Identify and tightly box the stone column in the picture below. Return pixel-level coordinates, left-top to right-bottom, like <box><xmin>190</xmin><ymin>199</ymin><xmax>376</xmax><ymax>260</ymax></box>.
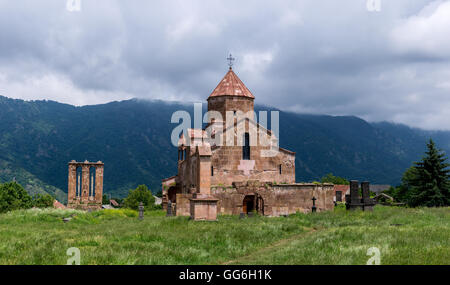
<box><xmin>361</xmin><ymin>181</ymin><xmax>370</xmax><ymax>203</ymax></box>
<box><xmin>350</xmin><ymin>180</ymin><xmax>360</xmax><ymax>204</ymax></box>
<box><xmin>81</xmin><ymin>164</ymin><xmax>90</xmax><ymax>203</ymax></box>
<box><xmin>190</xmin><ymin>145</ymin><xmax>218</xmax><ymax>221</ymax></box>
<box><xmin>68</xmin><ymin>162</ymin><xmax>77</xmax><ymax>201</ymax></box>
<box><xmin>95</xmin><ymin>163</ymin><xmax>104</xmax><ymax>204</ymax></box>
<box><xmin>347</xmin><ymin>180</ymin><xmax>363</xmax><ymax>210</ymax></box>
<box><xmin>361</xmin><ymin>181</ymin><xmax>375</xmax><ymax>211</ymax></box>
<box><xmin>196</xmin><ymin>149</ymin><xmax>211</xmax><ymax>196</ymax></box>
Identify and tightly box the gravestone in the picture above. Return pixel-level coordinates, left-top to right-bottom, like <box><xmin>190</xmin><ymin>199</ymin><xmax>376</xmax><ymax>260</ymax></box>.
<box><xmin>361</xmin><ymin>181</ymin><xmax>375</xmax><ymax>211</ymax></box>
<box><xmin>312</xmin><ymin>196</ymin><xmax>317</xmax><ymax>213</ymax></box>
<box><xmin>166</xmin><ymin>200</ymin><xmax>173</xmax><ymax>217</ymax></box>
<box><xmin>138</xmin><ymin>202</ymin><xmax>144</xmax><ymax>220</ymax></box>
<box><xmin>239</xmin><ymin>212</ymin><xmax>246</xmax><ymax>219</ymax></box>
<box><xmin>346</xmin><ymin>180</ymin><xmax>363</xmax><ymax>210</ymax></box>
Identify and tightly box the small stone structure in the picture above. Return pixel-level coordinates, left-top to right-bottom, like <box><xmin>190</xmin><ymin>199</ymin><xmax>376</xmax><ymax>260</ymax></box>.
<box><xmin>374</xmin><ymin>193</ymin><xmax>394</xmax><ymax>205</ymax></box>
<box><xmin>188</xmin><ymin>145</ymin><xmax>218</xmax><ymax>221</ymax></box>
<box><xmin>334</xmin><ymin>184</ymin><xmax>350</xmax><ymax>202</ymax></box>
<box><xmin>345</xmin><ymin>180</ymin><xmax>375</xmax><ymax>211</ymax></box>
<box><xmin>67</xmin><ymin>160</ymin><xmax>104</xmax><ymax>210</ymax></box>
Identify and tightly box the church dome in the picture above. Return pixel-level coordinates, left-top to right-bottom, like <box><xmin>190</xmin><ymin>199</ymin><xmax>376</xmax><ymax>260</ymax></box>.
<box><xmin>208</xmin><ymin>68</ymin><xmax>255</xmax><ymax>99</ymax></box>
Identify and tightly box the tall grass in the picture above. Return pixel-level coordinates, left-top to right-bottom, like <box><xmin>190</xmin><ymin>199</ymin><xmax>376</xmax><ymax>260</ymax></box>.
<box><xmin>0</xmin><ymin>206</ymin><xmax>448</xmax><ymax>265</ymax></box>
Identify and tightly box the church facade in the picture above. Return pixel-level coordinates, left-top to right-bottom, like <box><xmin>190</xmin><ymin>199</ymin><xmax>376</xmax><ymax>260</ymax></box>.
<box><xmin>162</xmin><ymin>66</ymin><xmax>334</xmax><ymax>218</ymax></box>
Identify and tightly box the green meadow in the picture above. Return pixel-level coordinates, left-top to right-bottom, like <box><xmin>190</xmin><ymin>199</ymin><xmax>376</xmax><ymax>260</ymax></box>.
<box><xmin>0</xmin><ymin>206</ymin><xmax>448</xmax><ymax>265</ymax></box>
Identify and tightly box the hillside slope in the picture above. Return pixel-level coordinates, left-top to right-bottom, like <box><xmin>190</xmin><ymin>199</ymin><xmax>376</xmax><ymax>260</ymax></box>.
<box><xmin>0</xmin><ymin>95</ymin><xmax>449</xmax><ymax>197</ymax></box>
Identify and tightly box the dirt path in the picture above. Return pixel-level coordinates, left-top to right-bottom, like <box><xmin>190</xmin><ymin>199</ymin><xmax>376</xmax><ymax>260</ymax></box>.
<box><xmin>221</xmin><ymin>227</ymin><xmax>318</xmax><ymax>265</ymax></box>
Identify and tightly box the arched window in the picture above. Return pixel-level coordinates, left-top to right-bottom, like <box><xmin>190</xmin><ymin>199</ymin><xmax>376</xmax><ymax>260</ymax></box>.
<box><xmin>243</xmin><ymin>132</ymin><xmax>250</xmax><ymax>160</ymax></box>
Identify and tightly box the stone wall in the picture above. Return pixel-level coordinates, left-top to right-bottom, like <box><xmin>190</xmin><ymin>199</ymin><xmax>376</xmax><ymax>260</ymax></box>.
<box><xmin>207</xmin><ymin>96</ymin><xmax>254</xmax><ymax>124</ymax></box>
<box><xmin>176</xmin><ymin>193</ymin><xmax>193</xmax><ymax>216</ymax></box>
<box><xmin>161</xmin><ymin>176</ymin><xmax>177</xmax><ymax>210</ymax></box>
<box><xmin>177</xmin><ymin>149</ymin><xmax>198</xmax><ymax>193</ymax></box>
<box><xmin>210</xmin><ymin>145</ymin><xmax>295</xmax><ymax>186</ymax></box>
<box><xmin>175</xmin><ymin>181</ymin><xmax>334</xmax><ymax>217</ymax></box>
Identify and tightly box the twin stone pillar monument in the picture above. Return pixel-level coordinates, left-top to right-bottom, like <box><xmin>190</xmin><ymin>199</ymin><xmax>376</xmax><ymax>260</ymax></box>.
<box><xmin>346</xmin><ymin>180</ymin><xmax>375</xmax><ymax>211</ymax></box>
<box><xmin>67</xmin><ymin>160</ymin><xmax>104</xmax><ymax>210</ymax></box>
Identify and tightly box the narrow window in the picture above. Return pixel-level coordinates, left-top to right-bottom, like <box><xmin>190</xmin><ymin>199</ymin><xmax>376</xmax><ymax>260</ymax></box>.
<box><xmin>243</xmin><ymin>132</ymin><xmax>250</xmax><ymax>160</ymax></box>
<box><xmin>211</xmin><ymin>166</ymin><xmax>214</xmax><ymax>176</ymax></box>
<box><xmin>279</xmin><ymin>164</ymin><xmax>282</xmax><ymax>174</ymax></box>
<box><xmin>336</xmin><ymin>191</ymin><xmax>342</xmax><ymax>202</ymax></box>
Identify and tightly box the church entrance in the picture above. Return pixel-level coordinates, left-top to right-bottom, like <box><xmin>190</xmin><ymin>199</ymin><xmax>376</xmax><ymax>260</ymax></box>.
<box><xmin>242</xmin><ymin>194</ymin><xmax>264</xmax><ymax>215</ymax></box>
<box><xmin>243</xmin><ymin>195</ymin><xmax>254</xmax><ymax>214</ymax></box>
<box><xmin>168</xmin><ymin>187</ymin><xmax>177</xmax><ymax>203</ymax></box>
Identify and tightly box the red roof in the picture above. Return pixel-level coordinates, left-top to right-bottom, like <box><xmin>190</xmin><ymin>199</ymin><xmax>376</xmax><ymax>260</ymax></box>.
<box><xmin>208</xmin><ymin>68</ymin><xmax>255</xmax><ymax>99</ymax></box>
<box><xmin>53</xmin><ymin>200</ymin><xmax>66</xmax><ymax>209</ymax></box>
<box><xmin>333</xmin><ymin>185</ymin><xmax>350</xmax><ymax>193</ymax></box>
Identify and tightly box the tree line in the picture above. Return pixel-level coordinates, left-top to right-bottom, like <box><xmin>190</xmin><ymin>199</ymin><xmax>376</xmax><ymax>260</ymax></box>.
<box><xmin>0</xmin><ymin>182</ymin><xmax>54</xmax><ymax>213</ymax></box>
<box><xmin>1</xmin><ymin>139</ymin><xmax>448</xmax><ymax>213</ymax></box>
<box><xmin>0</xmin><ymin>181</ymin><xmax>161</xmax><ymax>213</ymax></box>
<box><xmin>321</xmin><ymin>139</ymin><xmax>450</xmax><ymax>207</ymax></box>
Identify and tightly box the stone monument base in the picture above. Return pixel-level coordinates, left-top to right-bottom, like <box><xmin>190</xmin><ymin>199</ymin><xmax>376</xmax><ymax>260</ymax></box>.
<box><xmin>363</xmin><ymin>202</ymin><xmax>376</xmax><ymax>211</ymax></box>
<box><xmin>189</xmin><ymin>194</ymin><xmax>218</xmax><ymax>221</ymax></box>
<box><xmin>67</xmin><ymin>199</ymin><xmax>102</xmax><ymax>211</ymax></box>
<box><xmin>346</xmin><ymin>203</ymin><xmax>364</xmax><ymax>211</ymax></box>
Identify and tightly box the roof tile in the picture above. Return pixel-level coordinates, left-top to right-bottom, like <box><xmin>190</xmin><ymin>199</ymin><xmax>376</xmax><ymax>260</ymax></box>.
<box><xmin>209</xmin><ymin>68</ymin><xmax>255</xmax><ymax>99</ymax></box>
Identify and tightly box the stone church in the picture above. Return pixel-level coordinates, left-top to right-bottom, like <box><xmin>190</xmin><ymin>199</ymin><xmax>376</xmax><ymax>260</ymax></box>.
<box><xmin>162</xmin><ymin>65</ymin><xmax>334</xmax><ymax>220</ymax></box>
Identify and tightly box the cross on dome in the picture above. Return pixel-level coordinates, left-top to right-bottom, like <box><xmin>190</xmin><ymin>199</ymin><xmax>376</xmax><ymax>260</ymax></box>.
<box><xmin>227</xmin><ymin>54</ymin><xmax>235</xmax><ymax>69</ymax></box>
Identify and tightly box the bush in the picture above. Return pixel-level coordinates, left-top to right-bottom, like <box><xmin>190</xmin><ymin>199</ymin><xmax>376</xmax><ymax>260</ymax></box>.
<box><xmin>123</xmin><ymin>184</ymin><xmax>155</xmax><ymax>210</ymax></box>
<box><xmin>0</xmin><ymin>182</ymin><xmax>33</xmax><ymax>213</ymax></box>
<box><xmin>102</xmin><ymin>194</ymin><xmax>109</xmax><ymax>205</ymax></box>
<box><xmin>32</xmin><ymin>193</ymin><xmax>55</xmax><ymax>208</ymax></box>
<box><xmin>152</xmin><ymin>204</ymin><xmax>163</xmax><ymax>210</ymax></box>
<box><xmin>320</xmin><ymin>173</ymin><xmax>349</xmax><ymax>185</ymax></box>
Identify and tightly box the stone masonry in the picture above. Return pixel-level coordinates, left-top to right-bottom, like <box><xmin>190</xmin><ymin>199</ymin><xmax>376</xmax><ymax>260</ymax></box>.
<box><xmin>67</xmin><ymin>160</ymin><xmax>104</xmax><ymax>210</ymax></box>
<box><xmin>162</xmin><ymin>66</ymin><xmax>335</xmax><ymax>218</ymax></box>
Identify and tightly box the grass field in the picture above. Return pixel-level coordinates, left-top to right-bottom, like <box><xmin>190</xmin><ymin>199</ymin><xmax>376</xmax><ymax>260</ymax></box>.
<box><xmin>0</xmin><ymin>206</ymin><xmax>448</xmax><ymax>265</ymax></box>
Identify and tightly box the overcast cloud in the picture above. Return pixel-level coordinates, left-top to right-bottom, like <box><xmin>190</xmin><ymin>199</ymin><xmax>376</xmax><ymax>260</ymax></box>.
<box><xmin>0</xmin><ymin>0</ymin><xmax>449</xmax><ymax>130</ymax></box>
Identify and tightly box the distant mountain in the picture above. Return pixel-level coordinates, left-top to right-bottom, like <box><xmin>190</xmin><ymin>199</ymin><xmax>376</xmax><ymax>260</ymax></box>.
<box><xmin>0</xmin><ymin>95</ymin><xmax>449</xmax><ymax>199</ymax></box>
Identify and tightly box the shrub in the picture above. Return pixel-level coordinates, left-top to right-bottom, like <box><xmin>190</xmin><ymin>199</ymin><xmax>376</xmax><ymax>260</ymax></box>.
<box><xmin>102</xmin><ymin>194</ymin><xmax>109</xmax><ymax>205</ymax></box>
<box><xmin>152</xmin><ymin>204</ymin><xmax>163</xmax><ymax>210</ymax></box>
<box><xmin>32</xmin><ymin>193</ymin><xmax>54</xmax><ymax>208</ymax></box>
<box><xmin>0</xmin><ymin>182</ymin><xmax>33</xmax><ymax>213</ymax></box>
<box><xmin>320</xmin><ymin>173</ymin><xmax>349</xmax><ymax>185</ymax></box>
<box><xmin>123</xmin><ymin>184</ymin><xmax>155</xmax><ymax>210</ymax></box>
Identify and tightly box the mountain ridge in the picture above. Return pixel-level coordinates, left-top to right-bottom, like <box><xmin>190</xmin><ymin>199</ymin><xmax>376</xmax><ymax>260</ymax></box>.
<box><xmin>0</xmin><ymin>95</ymin><xmax>449</xmax><ymax>198</ymax></box>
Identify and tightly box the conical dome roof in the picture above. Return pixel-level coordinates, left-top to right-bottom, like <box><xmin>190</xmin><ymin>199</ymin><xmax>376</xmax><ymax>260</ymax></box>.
<box><xmin>208</xmin><ymin>68</ymin><xmax>255</xmax><ymax>99</ymax></box>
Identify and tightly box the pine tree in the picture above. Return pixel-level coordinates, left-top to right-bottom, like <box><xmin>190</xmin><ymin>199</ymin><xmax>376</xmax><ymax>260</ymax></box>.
<box><xmin>408</xmin><ymin>139</ymin><xmax>450</xmax><ymax>207</ymax></box>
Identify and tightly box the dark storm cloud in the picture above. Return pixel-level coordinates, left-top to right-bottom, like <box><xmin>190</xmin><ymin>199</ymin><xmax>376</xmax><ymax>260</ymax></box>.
<box><xmin>0</xmin><ymin>0</ymin><xmax>449</xmax><ymax>129</ymax></box>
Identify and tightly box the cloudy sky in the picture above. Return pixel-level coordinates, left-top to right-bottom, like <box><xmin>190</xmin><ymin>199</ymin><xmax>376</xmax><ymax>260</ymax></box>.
<box><xmin>0</xmin><ymin>0</ymin><xmax>449</xmax><ymax>130</ymax></box>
